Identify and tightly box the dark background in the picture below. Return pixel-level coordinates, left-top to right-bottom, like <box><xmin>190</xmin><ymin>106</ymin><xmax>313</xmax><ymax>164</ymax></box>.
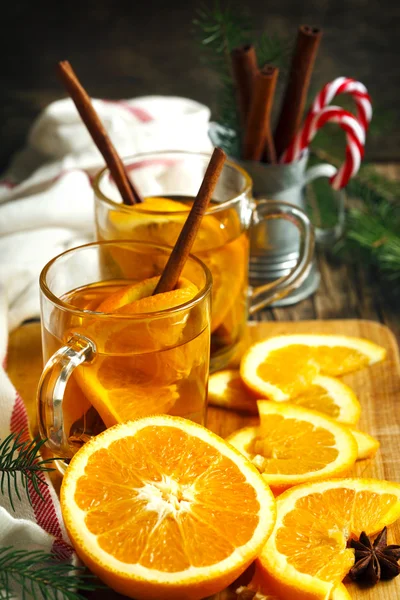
<box><xmin>1</xmin><ymin>0</ymin><xmax>399</xmax><ymax>171</ymax></box>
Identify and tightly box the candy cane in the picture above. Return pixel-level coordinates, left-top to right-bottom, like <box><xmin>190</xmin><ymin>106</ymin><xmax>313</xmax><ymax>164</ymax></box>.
<box><xmin>281</xmin><ymin>106</ymin><xmax>365</xmax><ymax>189</ymax></box>
<box><xmin>309</xmin><ymin>76</ymin><xmax>372</xmax><ymax>133</ymax></box>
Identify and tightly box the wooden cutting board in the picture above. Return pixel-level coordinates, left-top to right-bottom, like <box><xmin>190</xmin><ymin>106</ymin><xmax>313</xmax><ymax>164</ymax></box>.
<box><xmin>6</xmin><ymin>319</ymin><xmax>400</xmax><ymax>600</ymax></box>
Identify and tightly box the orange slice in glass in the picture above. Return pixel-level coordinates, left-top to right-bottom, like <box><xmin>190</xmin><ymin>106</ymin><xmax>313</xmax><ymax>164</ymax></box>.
<box><xmin>70</xmin><ymin>277</ymin><xmax>203</xmax><ymax>428</ymax></box>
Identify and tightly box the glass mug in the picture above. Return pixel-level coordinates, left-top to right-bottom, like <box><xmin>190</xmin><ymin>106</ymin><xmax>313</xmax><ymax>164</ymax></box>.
<box><xmin>37</xmin><ymin>240</ymin><xmax>211</xmax><ymax>468</ymax></box>
<box><xmin>93</xmin><ymin>151</ymin><xmax>315</xmax><ymax>372</ymax></box>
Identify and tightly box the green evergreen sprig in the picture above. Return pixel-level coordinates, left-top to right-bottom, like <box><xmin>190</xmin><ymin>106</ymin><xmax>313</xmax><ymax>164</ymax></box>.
<box><xmin>335</xmin><ymin>189</ymin><xmax>400</xmax><ymax>295</ymax></box>
<box><xmin>0</xmin><ymin>547</ymin><xmax>101</xmax><ymax>600</ymax></box>
<box><xmin>0</xmin><ymin>432</ymin><xmax>58</xmax><ymax>511</ymax></box>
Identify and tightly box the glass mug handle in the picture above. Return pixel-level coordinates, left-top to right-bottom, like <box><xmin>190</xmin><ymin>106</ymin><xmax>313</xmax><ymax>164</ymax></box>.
<box><xmin>249</xmin><ymin>200</ymin><xmax>315</xmax><ymax>314</ymax></box>
<box><xmin>37</xmin><ymin>334</ymin><xmax>96</xmax><ymax>456</ymax></box>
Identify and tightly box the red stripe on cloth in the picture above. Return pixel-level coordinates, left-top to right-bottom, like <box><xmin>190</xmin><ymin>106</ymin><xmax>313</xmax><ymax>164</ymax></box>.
<box><xmin>9</xmin><ymin>392</ymin><xmax>74</xmax><ymax>558</ymax></box>
<box><xmin>0</xmin><ymin>178</ymin><xmax>17</xmax><ymax>189</ymax></box>
<box><xmin>101</xmin><ymin>99</ymin><xmax>153</xmax><ymax>122</ymax></box>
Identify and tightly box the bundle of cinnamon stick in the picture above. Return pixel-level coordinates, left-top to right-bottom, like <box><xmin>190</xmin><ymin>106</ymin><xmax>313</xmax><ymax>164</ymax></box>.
<box><xmin>231</xmin><ymin>25</ymin><xmax>322</xmax><ymax>164</ymax></box>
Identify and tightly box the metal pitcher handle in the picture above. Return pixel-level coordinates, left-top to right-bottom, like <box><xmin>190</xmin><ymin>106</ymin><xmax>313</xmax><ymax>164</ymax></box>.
<box><xmin>249</xmin><ymin>200</ymin><xmax>315</xmax><ymax>314</ymax></box>
<box><xmin>304</xmin><ymin>162</ymin><xmax>346</xmax><ymax>245</ymax></box>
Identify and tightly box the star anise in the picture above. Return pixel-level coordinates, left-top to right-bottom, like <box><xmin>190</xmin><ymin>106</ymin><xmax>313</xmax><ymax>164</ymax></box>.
<box><xmin>348</xmin><ymin>527</ymin><xmax>400</xmax><ymax>586</ymax></box>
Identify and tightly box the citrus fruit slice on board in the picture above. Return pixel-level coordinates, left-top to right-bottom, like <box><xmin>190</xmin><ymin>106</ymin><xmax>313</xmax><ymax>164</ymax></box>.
<box><xmin>240</xmin><ymin>334</ymin><xmax>386</xmax><ymax>401</ymax></box>
<box><xmin>290</xmin><ymin>375</ymin><xmax>361</xmax><ymax>425</ymax></box>
<box><xmin>227</xmin><ymin>422</ymin><xmax>377</xmax><ymax>469</ymax></box>
<box><xmin>238</xmin><ymin>573</ymin><xmax>351</xmax><ymax>600</ymax></box>
<box><xmin>208</xmin><ymin>369</ymin><xmax>259</xmax><ymax>414</ymax></box>
<box><xmin>256</xmin><ymin>478</ymin><xmax>400</xmax><ymax>600</ymax></box>
<box><xmin>208</xmin><ymin>370</ymin><xmax>361</xmax><ymax>425</ymax></box>
<box><xmin>349</xmin><ymin>427</ymin><xmax>380</xmax><ymax>460</ymax></box>
<box><xmin>226</xmin><ymin>402</ymin><xmax>358</xmax><ymax>494</ymax></box>
<box><xmin>61</xmin><ymin>415</ymin><xmax>276</xmax><ymax>600</ymax></box>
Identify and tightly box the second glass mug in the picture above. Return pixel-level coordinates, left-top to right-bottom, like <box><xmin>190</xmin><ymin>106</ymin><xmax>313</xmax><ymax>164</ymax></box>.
<box><xmin>36</xmin><ymin>240</ymin><xmax>211</xmax><ymax>467</ymax></box>
<box><xmin>93</xmin><ymin>151</ymin><xmax>315</xmax><ymax>372</ymax></box>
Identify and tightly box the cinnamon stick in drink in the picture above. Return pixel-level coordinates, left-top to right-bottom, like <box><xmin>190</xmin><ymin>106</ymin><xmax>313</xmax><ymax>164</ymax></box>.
<box><xmin>57</xmin><ymin>61</ymin><xmax>142</xmax><ymax>205</ymax></box>
<box><xmin>242</xmin><ymin>65</ymin><xmax>279</xmax><ymax>163</ymax></box>
<box><xmin>153</xmin><ymin>147</ymin><xmax>226</xmax><ymax>295</ymax></box>
<box><xmin>274</xmin><ymin>25</ymin><xmax>322</xmax><ymax>159</ymax></box>
<box><xmin>231</xmin><ymin>44</ymin><xmax>258</xmax><ymax>129</ymax></box>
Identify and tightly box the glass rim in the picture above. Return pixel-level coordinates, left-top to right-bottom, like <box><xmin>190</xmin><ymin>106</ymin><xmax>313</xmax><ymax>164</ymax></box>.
<box><xmin>92</xmin><ymin>150</ymin><xmax>253</xmax><ymax>215</ymax></box>
<box><xmin>39</xmin><ymin>240</ymin><xmax>213</xmax><ymax>321</ymax></box>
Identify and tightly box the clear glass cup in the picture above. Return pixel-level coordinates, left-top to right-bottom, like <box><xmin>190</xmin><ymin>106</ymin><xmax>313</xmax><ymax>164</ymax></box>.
<box><xmin>93</xmin><ymin>151</ymin><xmax>314</xmax><ymax>372</ymax></box>
<box><xmin>37</xmin><ymin>240</ymin><xmax>212</xmax><ymax>467</ymax></box>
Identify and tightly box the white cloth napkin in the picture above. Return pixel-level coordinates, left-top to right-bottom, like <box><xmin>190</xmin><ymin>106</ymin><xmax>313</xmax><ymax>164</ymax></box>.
<box><xmin>0</xmin><ymin>94</ymin><xmax>212</xmax><ymax>595</ymax></box>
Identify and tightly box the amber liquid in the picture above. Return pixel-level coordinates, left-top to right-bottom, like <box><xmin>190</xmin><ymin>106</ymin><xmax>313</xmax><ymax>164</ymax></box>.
<box><xmin>96</xmin><ymin>196</ymin><xmax>249</xmax><ymax>370</ymax></box>
<box><xmin>42</xmin><ymin>281</ymin><xmax>210</xmax><ymax>458</ymax></box>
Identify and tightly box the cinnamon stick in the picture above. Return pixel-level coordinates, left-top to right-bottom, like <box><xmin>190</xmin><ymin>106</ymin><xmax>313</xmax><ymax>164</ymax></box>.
<box><xmin>56</xmin><ymin>61</ymin><xmax>142</xmax><ymax>205</ymax></box>
<box><xmin>231</xmin><ymin>44</ymin><xmax>258</xmax><ymax>129</ymax></box>
<box><xmin>242</xmin><ymin>65</ymin><xmax>279</xmax><ymax>163</ymax></box>
<box><xmin>153</xmin><ymin>147</ymin><xmax>226</xmax><ymax>295</ymax></box>
<box><xmin>274</xmin><ymin>25</ymin><xmax>322</xmax><ymax>159</ymax></box>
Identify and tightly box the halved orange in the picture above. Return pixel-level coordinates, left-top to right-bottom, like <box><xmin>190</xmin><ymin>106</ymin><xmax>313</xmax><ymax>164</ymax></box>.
<box><xmin>226</xmin><ymin>402</ymin><xmax>358</xmax><ymax>494</ymax></box>
<box><xmin>208</xmin><ymin>370</ymin><xmax>361</xmax><ymax>425</ymax></box>
<box><xmin>257</xmin><ymin>478</ymin><xmax>400</xmax><ymax>599</ymax></box>
<box><xmin>241</xmin><ymin>334</ymin><xmax>386</xmax><ymax>401</ymax></box>
<box><xmin>61</xmin><ymin>415</ymin><xmax>276</xmax><ymax>600</ymax></box>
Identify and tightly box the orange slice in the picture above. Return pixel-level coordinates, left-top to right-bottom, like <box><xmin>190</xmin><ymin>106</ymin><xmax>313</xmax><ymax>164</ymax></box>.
<box><xmin>227</xmin><ymin>423</ymin><xmax>377</xmax><ymax>471</ymax></box>
<box><xmin>226</xmin><ymin>402</ymin><xmax>358</xmax><ymax>494</ymax></box>
<box><xmin>208</xmin><ymin>369</ymin><xmax>259</xmax><ymax>414</ymax></box>
<box><xmin>61</xmin><ymin>415</ymin><xmax>276</xmax><ymax>600</ymax></box>
<box><xmin>96</xmin><ymin>276</ymin><xmax>199</xmax><ymax>314</ymax></box>
<box><xmin>106</xmin><ymin>195</ymin><xmax>247</xmax><ymax>333</ymax></box>
<box><xmin>209</xmin><ymin>370</ymin><xmax>361</xmax><ymax>425</ymax></box>
<box><xmin>68</xmin><ymin>275</ymin><xmax>206</xmax><ymax>428</ymax></box>
<box><xmin>350</xmin><ymin>428</ymin><xmax>380</xmax><ymax>460</ymax></box>
<box><xmin>237</xmin><ymin>576</ymin><xmax>351</xmax><ymax>600</ymax></box>
<box><xmin>241</xmin><ymin>334</ymin><xmax>386</xmax><ymax>401</ymax></box>
<box><xmin>256</xmin><ymin>478</ymin><xmax>400</xmax><ymax>600</ymax></box>
<box><xmin>290</xmin><ymin>375</ymin><xmax>361</xmax><ymax>425</ymax></box>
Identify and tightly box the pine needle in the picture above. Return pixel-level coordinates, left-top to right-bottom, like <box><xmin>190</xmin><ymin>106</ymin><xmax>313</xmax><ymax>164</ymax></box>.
<box><xmin>0</xmin><ymin>546</ymin><xmax>102</xmax><ymax>600</ymax></box>
<box><xmin>0</xmin><ymin>432</ymin><xmax>59</xmax><ymax>511</ymax></box>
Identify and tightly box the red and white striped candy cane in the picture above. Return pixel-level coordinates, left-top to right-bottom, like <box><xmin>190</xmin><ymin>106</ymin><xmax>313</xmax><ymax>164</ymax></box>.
<box><xmin>309</xmin><ymin>76</ymin><xmax>372</xmax><ymax>133</ymax></box>
<box><xmin>281</xmin><ymin>106</ymin><xmax>365</xmax><ymax>189</ymax></box>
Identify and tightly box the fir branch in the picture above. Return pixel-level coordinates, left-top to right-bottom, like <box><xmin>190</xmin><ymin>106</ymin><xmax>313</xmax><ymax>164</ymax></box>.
<box><xmin>335</xmin><ymin>194</ymin><xmax>400</xmax><ymax>294</ymax></box>
<box><xmin>0</xmin><ymin>432</ymin><xmax>58</xmax><ymax>511</ymax></box>
<box><xmin>0</xmin><ymin>546</ymin><xmax>101</xmax><ymax>600</ymax></box>
<box><xmin>256</xmin><ymin>32</ymin><xmax>291</xmax><ymax>73</ymax></box>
